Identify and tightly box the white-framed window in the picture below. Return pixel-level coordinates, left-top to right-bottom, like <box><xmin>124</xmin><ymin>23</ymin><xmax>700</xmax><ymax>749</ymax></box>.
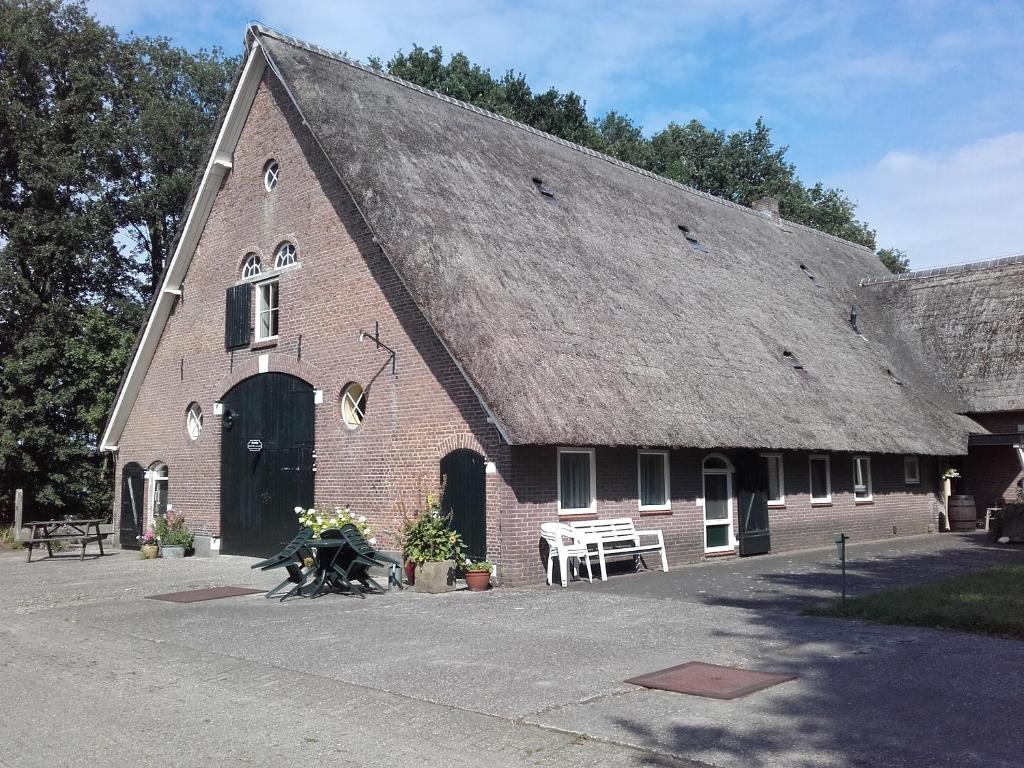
<box><xmin>701</xmin><ymin>453</ymin><xmax>734</xmax><ymax>552</ymax></box>
<box><xmin>637</xmin><ymin>450</ymin><xmax>670</xmax><ymax>511</ymax></box>
<box><xmin>809</xmin><ymin>455</ymin><xmax>831</xmax><ymax>504</ymax></box>
<box><xmin>340</xmin><ymin>382</ymin><xmax>366</xmax><ymax>430</ymax></box>
<box><xmin>263</xmin><ymin>159</ymin><xmax>279</xmax><ymax>191</ymax></box>
<box><xmin>557</xmin><ymin>447</ymin><xmax>596</xmax><ymax>515</ymax></box>
<box><xmin>853</xmin><ymin>456</ymin><xmax>873</xmax><ymax>502</ymax></box>
<box><xmin>256</xmin><ymin>280</ymin><xmax>279</xmax><ymax>341</ymax></box>
<box><xmin>762</xmin><ymin>453</ymin><xmax>785</xmax><ymax>506</ymax></box>
<box><xmin>146</xmin><ymin>461</ymin><xmax>168</xmax><ymax>530</ymax></box>
<box><xmin>274</xmin><ymin>241</ymin><xmax>297</xmax><ymax>269</ymax></box>
<box><xmin>241</xmin><ymin>253</ymin><xmax>262</xmax><ymax>278</ymax></box>
<box><xmin>904</xmin><ymin>456</ymin><xmax>920</xmax><ymax>485</ymax></box>
<box><xmin>185</xmin><ymin>402</ymin><xmax>203</xmax><ymax>441</ymax></box>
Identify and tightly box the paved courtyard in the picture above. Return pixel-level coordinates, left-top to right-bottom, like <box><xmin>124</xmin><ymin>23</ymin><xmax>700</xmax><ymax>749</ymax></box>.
<box><xmin>2</xmin><ymin>533</ymin><xmax>1023</xmax><ymax>767</ymax></box>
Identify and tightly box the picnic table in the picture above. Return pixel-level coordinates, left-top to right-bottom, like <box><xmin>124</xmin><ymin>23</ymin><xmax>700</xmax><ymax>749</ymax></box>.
<box><xmin>23</xmin><ymin>518</ymin><xmax>108</xmax><ymax>563</ymax></box>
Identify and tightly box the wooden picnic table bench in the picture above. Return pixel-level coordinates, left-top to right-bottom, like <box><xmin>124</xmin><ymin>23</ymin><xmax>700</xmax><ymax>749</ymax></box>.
<box><xmin>23</xmin><ymin>519</ymin><xmax>108</xmax><ymax>563</ymax></box>
<box><xmin>568</xmin><ymin>517</ymin><xmax>668</xmax><ymax>581</ymax></box>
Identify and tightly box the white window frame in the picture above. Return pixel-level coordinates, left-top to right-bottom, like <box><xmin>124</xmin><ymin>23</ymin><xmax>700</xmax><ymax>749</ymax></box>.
<box><xmin>853</xmin><ymin>455</ymin><xmax>873</xmax><ymax>503</ymax></box>
<box><xmin>809</xmin><ymin>454</ymin><xmax>832</xmax><ymax>504</ymax></box>
<box><xmin>241</xmin><ymin>253</ymin><xmax>262</xmax><ymax>279</ymax></box>
<box><xmin>263</xmin><ymin>160</ymin><xmax>279</xmax><ymax>191</ymax></box>
<box><xmin>273</xmin><ymin>241</ymin><xmax>297</xmax><ymax>270</ymax></box>
<box><xmin>557</xmin><ymin>447</ymin><xmax>596</xmax><ymax>516</ymax></box>
<box><xmin>145</xmin><ymin>462</ymin><xmax>168</xmax><ymax>531</ymax></box>
<box><xmin>340</xmin><ymin>382</ymin><xmax>366</xmax><ymax>430</ymax></box>
<box><xmin>255</xmin><ymin>279</ymin><xmax>279</xmax><ymax>341</ymax></box>
<box><xmin>701</xmin><ymin>453</ymin><xmax>735</xmax><ymax>553</ymax></box>
<box><xmin>904</xmin><ymin>456</ymin><xmax>920</xmax><ymax>485</ymax></box>
<box><xmin>761</xmin><ymin>453</ymin><xmax>785</xmax><ymax>507</ymax></box>
<box><xmin>637</xmin><ymin>450</ymin><xmax>671</xmax><ymax>511</ymax></box>
<box><xmin>185</xmin><ymin>403</ymin><xmax>203</xmax><ymax>442</ymax></box>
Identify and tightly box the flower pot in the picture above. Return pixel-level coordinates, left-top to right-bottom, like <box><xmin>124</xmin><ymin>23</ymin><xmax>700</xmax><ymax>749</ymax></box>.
<box><xmin>464</xmin><ymin>570</ymin><xmax>491</xmax><ymax>592</ymax></box>
<box><xmin>141</xmin><ymin>544</ymin><xmax>159</xmax><ymax>559</ymax></box>
<box><xmin>412</xmin><ymin>560</ymin><xmax>456</xmax><ymax>593</ymax></box>
<box><xmin>161</xmin><ymin>545</ymin><xmax>185</xmax><ymax>558</ymax></box>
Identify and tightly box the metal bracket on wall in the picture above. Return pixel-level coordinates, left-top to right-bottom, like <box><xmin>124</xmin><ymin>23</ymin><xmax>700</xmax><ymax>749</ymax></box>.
<box><xmin>359</xmin><ymin>321</ymin><xmax>397</xmax><ymax>390</ymax></box>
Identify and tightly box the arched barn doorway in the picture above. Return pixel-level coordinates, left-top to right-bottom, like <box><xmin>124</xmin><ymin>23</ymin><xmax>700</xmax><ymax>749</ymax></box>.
<box><xmin>120</xmin><ymin>462</ymin><xmax>145</xmax><ymax>549</ymax></box>
<box><xmin>440</xmin><ymin>448</ymin><xmax>486</xmax><ymax>561</ymax></box>
<box><xmin>220</xmin><ymin>373</ymin><xmax>315</xmax><ymax>557</ymax></box>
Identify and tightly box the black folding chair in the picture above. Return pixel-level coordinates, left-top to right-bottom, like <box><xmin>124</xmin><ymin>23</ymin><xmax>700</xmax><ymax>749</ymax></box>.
<box><xmin>314</xmin><ymin>527</ymin><xmax>373</xmax><ymax>598</ymax></box>
<box><xmin>337</xmin><ymin>523</ymin><xmax>404</xmax><ymax>590</ymax></box>
<box><xmin>250</xmin><ymin>527</ymin><xmax>315</xmax><ymax>600</ymax></box>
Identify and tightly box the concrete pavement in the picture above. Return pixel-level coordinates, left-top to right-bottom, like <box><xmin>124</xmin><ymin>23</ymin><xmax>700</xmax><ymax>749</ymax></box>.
<box><xmin>1</xmin><ymin>534</ymin><xmax>1022</xmax><ymax>767</ymax></box>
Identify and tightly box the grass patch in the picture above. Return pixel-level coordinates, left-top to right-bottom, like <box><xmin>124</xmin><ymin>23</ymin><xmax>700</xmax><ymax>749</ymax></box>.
<box><xmin>0</xmin><ymin>526</ymin><xmax>24</xmax><ymax>551</ymax></box>
<box><xmin>806</xmin><ymin>564</ymin><xmax>1024</xmax><ymax>640</ymax></box>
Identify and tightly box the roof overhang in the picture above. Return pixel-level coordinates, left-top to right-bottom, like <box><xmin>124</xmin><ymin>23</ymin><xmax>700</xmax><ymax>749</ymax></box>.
<box><xmin>967</xmin><ymin>432</ymin><xmax>1024</xmax><ymax>448</ymax></box>
<box><xmin>99</xmin><ymin>41</ymin><xmax>268</xmax><ymax>451</ymax></box>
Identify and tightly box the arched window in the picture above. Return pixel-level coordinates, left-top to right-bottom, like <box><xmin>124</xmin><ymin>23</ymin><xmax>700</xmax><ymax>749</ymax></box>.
<box><xmin>274</xmin><ymin>241</ymin><xmax>297</xmax><ymax>269</ymax></box>
<box><xmin>263</xmin><ymin>160</ymin><xmax>279</xmax><ymax>191</ymax></box>
<box><xmin>241</xmin><ymin>253</ymin><xmax>261</xmax><ymax>278</ymax></box>
<box><xmin>186</xmin><ymin>402</ymin><xmax>203</xmax><ymax>441</ymax></box>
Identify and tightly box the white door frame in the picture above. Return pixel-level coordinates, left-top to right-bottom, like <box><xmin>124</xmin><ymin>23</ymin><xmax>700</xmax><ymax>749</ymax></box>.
<box><xmin>145</xmin><ymin>462</ymin><xmax>168</xmax><ymax>531</ymax></box>
<box><xmin>701</xmin><ymin>453</ymin><xmax>735</xmax><ymax>553</ymax></box>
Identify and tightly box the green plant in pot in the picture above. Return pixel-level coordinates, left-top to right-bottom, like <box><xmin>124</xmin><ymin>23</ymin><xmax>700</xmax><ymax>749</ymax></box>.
<box><xmin>154</xmin><ymin>512</ymin><xmax>194</xmax><ymax>558</ymax></box>
<box><xmin>990</xmin><ymin>489</ymin><xmax>1024</xmax><ymax>543</ymax></box>
<box><xmin>463</xmin><ymin>560</ymin><xmax>493</xmax><ymax>592</ymax></box>
<box><xmin>400</xmin><ymin>490</ymin><xmax>466</xmax><ymax>594</ymax></box>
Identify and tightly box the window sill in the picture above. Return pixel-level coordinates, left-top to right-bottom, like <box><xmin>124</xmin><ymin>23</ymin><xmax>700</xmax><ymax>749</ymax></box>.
<box><xmin>557</xmin><ymin>511</ymin><xmax>598</xmax><ymax>521</ymax></box>
<box><xmin>767</xmin><ymin>502</ymin><xmax>786</xmax><ymax>509</ymax></box>
<box><xmin>855</xmin><ymin>498</ymin><xmax>874</xmax><ymax>505</ymax></box>
<box><xmin>639</xmin><ymin>509</ymin><xmax>672</xmax><ymax>517</ymax></box>
<box><xmin>251</xmin><ymin>338</ymin><xmax>278</xmax><ymax>350</ymax></box>
<box><xmin>811</xmin><ymin>500</ymin><xmax>832</xmax><ymax>507</ymax></box>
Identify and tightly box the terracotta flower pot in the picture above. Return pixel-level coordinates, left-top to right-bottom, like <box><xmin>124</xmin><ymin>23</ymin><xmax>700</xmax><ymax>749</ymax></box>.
<box><xmin>404</xmin><ymin>560</ymin><xmax>416</xmax><ymax>586</ymax></box>
<box><xmin>464</xmin><ymin>570</ymin><xmax>491</xmax><ymax>592</ymax></box>
<box><xmin>141</xmin><ymin>544</ymin><xmax>159</xmax><ymax>559</ymax></box>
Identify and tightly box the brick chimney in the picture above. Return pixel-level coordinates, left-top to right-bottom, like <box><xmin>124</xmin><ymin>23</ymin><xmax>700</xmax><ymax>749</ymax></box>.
<box><xmin>752</xmin><ymin>196</ymin><xmax>780</xmax><ymax>223</ymax></box>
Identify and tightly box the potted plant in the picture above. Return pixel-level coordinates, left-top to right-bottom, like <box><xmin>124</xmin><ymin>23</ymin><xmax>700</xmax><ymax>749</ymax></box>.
<box><xmin>155</xmin><ymin>512</ymin><xmax>194</xmax><ymax>558</ymax></box>
<box><xmin>138</xmin><ymin>528</ymin><xmax>159</xmax><ymax>559</ymax></box>
<box><xmin>294</xmin><ymin>505</ymin><xmax>373</xmax><ymax>539</ymax></box>
<box><xmin>400</xmin><ymin>491</ymin><xmax>466</xmax><ymax>594</ymax></box>
<box><xmin>463</xmin><ymin>560</ymin><xmax>493</xmax><ymax>591</ymax></box>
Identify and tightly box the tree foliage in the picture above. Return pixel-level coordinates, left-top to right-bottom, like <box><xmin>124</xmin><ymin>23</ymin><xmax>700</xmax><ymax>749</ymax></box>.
<box><xmin>0</xmin><ymin>0</ymin><xmax>235</xmax><ymax>520</ymax></box>
<box><xmin>877</xmin><ymin>247</ymin><xmax>911</xmax><ymax>274</ymax></box>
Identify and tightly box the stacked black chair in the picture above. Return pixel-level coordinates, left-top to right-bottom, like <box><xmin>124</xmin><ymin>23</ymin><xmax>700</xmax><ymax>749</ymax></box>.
<box><xmin>249</xmin><ymin>527</ymin><xmax>316</xmax><ymax>600</ymax></box>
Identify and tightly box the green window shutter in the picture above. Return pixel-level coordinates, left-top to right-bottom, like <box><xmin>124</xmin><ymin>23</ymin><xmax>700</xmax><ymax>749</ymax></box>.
<box><xmin>225</xmin><ymin>284</ymin><xmax>252</xmax><ymax>349</ymax></box>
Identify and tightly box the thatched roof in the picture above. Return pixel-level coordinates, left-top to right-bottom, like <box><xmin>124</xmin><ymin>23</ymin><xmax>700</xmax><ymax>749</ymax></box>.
<box><xmin>252</xmin><ymin>26</ymin><xmax>980</xmax><ymax>455</ymax></box>
<box><xmin>860</xmin><ymin>255</ymin><xmax>1024</xmax><ymax>415</ymax></box>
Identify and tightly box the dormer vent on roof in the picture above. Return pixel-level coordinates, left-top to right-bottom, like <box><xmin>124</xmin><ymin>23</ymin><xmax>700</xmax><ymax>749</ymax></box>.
<box><xmin>531</xmin><ymin>177</ymin><xmax>557</xmax><ymax>203</ymax></box>
<box><xmin>678</xmin><ymin>225</ymin><xmax>709</xmax><ymax>254</ymax></box>
<box><xmin>886</xmin><ymin>368</ymin><xmax>904</xmax><ymax>386</ymax></box>
<box><xmin>782</xmin><ymin>349</ymin><xmax>804</xmax><ymax>370</ymax></box>
<box><xmin>800</xmin><ymin>263</ymin><xmax>822</xmax><ymax>288</ymax></box>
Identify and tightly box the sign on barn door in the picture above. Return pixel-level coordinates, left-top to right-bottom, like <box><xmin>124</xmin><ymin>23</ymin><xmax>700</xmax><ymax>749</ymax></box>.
<box><xmin>440</xmin><ymin>449</ymin><xmax>487</xmax><ymax>561</ymax></box>
<box><xmin>220</xmin><ymin>373</ymin><xmax>314</xmax><ymax>558</ymax></box>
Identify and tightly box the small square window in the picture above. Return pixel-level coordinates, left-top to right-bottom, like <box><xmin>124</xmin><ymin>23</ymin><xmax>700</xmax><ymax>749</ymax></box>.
<box><xmin>853</xmin><ymin>456</ymin><xmax>873</xmax><ymax>502</ymax></box>
<box><xmin>904</xmin><ymin>456</ymin><xmax>920</xmax><ymax>485</ymax></box>
<box><xmin>256</xmin><ymin>280</ymin><xmax>279</xmax><ymax>341</ymax></box>
<box><xmin>809</xmin><ymin>455</ymin><xmax>831</xmax><ymax>503</ymax></box>
<box><xmin>762</xmin><ymin>454</ymin><xmax>785</xmax><ymax>506</ymax></box>
<box><xmin>638</xmin><ymin>450</ymin><xmax>670</xmax><ymax>511</ymax></box>
<box><xmin>558</xmin><ymin>448</ymin><xmax>595</xmax><ymax>515</ymax></box>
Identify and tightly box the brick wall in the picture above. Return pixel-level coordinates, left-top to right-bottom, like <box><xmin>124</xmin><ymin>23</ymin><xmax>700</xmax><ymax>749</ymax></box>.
<box><xmin>501</xmin><ymin>445</ymin><xmax>942</xmax><ymax>584</ymax></box>
<box><xmin>113</xmin><ymin>72</ymin><xmax>507</xmax><ymax>556</ymax></box>
<box><xmin>965</xmin><ymin>411</ymin><xmax>1024</xmax><ymax>514</ymax></box>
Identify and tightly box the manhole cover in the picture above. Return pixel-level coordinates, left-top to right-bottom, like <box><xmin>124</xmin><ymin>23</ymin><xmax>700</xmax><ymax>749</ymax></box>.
<box><xmin>147</xmin><ymin>586</ymin><xmax>264</xmax><ymax>603</ymax></box>
<box><xmin>625</xmin><ymin>661</ymin><xmax>796</xmax><ymax>699</ymax></box>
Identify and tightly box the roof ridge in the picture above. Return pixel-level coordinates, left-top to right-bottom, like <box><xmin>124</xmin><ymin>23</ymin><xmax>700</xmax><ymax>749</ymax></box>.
<box><xmin>860</xmin><ymin>252</ymin><xmax>1024</xmax><ymax>287</ymax></box>
<box><xmin>249</xmin><ymin>23</ymin><xmax>875</xmax><ymax>255</ymax></box>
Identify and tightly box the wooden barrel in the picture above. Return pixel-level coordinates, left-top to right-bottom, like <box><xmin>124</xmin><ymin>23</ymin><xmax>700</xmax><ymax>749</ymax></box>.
<box><xmin>948</xmin><ymin>495</ymin><xmax>977</xmax><ymax>531</ymax></box>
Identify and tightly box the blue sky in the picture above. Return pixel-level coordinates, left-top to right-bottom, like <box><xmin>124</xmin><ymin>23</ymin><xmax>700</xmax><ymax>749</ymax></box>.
<box><xmin>87</xmin><ymin>0</ymin><xmax>1024</xmax><ymax>269</ymax></box>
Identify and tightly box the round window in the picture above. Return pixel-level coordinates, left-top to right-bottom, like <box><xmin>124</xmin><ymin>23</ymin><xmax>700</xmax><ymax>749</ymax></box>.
<box><xmin>263</xmin><ymin>160</ymin><xmax>279</xmax><ymax>191</ymax></box>
<box><xmin>186</xmin><ymin>402</ymin><xmax>203</xmax><ymax>441</ymax></box>
<box><xmin>340</xmin><ymin>383</ymin><xmax>366</xmax><ymax>430</ymax></box>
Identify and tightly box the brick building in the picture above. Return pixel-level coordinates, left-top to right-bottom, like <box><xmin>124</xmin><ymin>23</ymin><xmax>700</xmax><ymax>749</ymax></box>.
<box><xmin>100</xmin><ymin>25</ymin><xmax>1024</xmax><ymax>584</ymax></box>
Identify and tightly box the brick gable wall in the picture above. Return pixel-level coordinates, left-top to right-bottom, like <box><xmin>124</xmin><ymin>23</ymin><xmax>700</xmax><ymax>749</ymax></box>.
<box><xmin>113</xmin><ymin>72</ymin><xmax>507</xmax><ymax>556</ymax></box>
<box><xmin>964</xmin><ymin>411</ymin><xmax>1024</xmax><ymax>515</ymax></box>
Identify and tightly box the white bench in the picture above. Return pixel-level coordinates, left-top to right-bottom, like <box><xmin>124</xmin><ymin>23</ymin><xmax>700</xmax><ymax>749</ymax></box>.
<box><xmin>568</xmin><ymin>518</ymin><xmax>668</xmax><ymax>581</ymax></box>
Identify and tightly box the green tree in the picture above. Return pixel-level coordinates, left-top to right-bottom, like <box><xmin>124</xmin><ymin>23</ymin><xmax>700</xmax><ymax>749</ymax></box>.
<box><xmin>0</xmin><ymin>0</ymin><xmax>234</xmax><ymax>520</ymax></box>
<box><xmin>877</xmin><ymin>247</ymin><xmax>911</xmax><ymax>274</ymax></box>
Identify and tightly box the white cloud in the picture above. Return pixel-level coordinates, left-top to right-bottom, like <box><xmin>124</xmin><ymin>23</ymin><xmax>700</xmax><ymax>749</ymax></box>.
<box><xmin>834</xmin><ymin>133</ymin><xmax>1024</xmax><ymax>268</ymax></box>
